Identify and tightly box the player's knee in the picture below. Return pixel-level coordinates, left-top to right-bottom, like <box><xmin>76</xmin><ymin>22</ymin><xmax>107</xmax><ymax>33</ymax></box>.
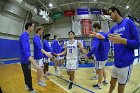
<box><xmin>110</xmin><ymin>80</ymin><xmax>116</xmax><ymax>86</ymax></box>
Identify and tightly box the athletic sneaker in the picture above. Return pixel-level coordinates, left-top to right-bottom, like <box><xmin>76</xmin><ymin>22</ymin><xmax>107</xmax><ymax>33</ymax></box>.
<box><xmin>38</xmin><ymin>81</ymin><xmax>47</xmax><ymax>87</ymax></box>
<box><xmin>44</xmin><ymin>75</ymin><xmax>50</xmax><ymax>80</ymax></box>
<box><xmin>91</xmin><ymin>76</ymin><xmax>98</xmax><ymax>80</ymax></box>
<box><xmin>93</xmin><ymin>84</ymin><xmax>102</xmax><ymax>89</ymax></box>
<box><xmin>54</xmin><ymin>70</ymin><xmax>60</xmax><ymax>75</ymax></box>
<box><xmin>93</xmin><ymin>70</ymin><xmax>96</xmax><ymax>73</ymax></box>
<box><xmin>102</xmin><ymin>80</ymin><xmax>108</xmax><ymax>84</ymax></box>
<box><xmin>60</xmin><ymin>65</ymin><xmax>64</xmax><ymax>69</ymax></box>
<box><xmin>25</xmin><ymin>85</ymin><xmax>29</xmax><ymax>91</ymax></box>
<box><xmin>68</xmin><ymin>82</ymin><xmax>73</xmax><ymax>89</ymax></box>
<box><xmin>40</xmin><ymin>80</ymin><xmax>46</xmax><ymax>83</ymax></box>
<box><xmin>30</xmin><ymin>89</ymin><xmax>36</xmax><ymax>93</ymax></box>
<box><xmin>25</xmin><ymin>85</ymin><xmax>36</xmax><ymax>93</ymax></box>
<box><xmin>46</xmin><ymin>72</ymin><xmax>51</xmax><ymax>75</ymax></box>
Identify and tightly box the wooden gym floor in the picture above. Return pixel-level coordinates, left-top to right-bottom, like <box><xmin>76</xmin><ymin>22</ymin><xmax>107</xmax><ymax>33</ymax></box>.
<box><xmin>0</xmin><ymin>62</ymin><xmax>140</xmax><ymax>93</ymax></box>
<box><xmin>0</xmin><ymin>64</ymin><xmax>68</xmax><ymax>93</ymax></box>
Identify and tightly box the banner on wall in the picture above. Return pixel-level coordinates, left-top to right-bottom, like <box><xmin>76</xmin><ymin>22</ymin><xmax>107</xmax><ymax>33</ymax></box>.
<box><xmin>81</xmin><ymin>19</ymin><xmax>92</xmax><ymax>36</ymax></box>
<box><xmin>64</xmin><ymin>10</ymin><xmax>75</xmax><ymax>16</ymax></box>
<box><xmin>50</xmin><ymin>12</ymin><xmax>63</xmax><ymax>19</ymax></box>
<box><xmin>77</xmin><ymin>8</ymin><xmax>89</xmax><ymax>15</ymax></box>
<box><xmin>90</xmin><ymin>9</ymin><xmax>101</xmax><ymax>14</ymax></box>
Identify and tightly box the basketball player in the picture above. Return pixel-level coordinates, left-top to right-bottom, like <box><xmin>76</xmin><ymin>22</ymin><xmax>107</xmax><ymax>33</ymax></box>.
<box><xmin>57</xmin><ymin>31</ymin><xmax>87</xmax><ymax>89</ymax></box>
<box><xmin>19</xmin><ymin>22</ymin><xmax>42</xmax><ymax>93</ymax></box>
<box><xmin>33</xmin><ymin>26</ymin><xmax>52</xmax><ymax>87</ymax></box>
<box><xmin>85</xmin><ymin>22</ymin><xmax>110</xmax><ymax>89</ymax></box>
<box><xmin>51</xmin><ymin>35</ymin><xmax>62</xmax><ymax>74</ymax></box>
<box><xmin>43</xmin><ymin>34</ymin><xmax>54</xmax><ymax>76</ymax></box>
<box><xmin>108</xmin><ymin>6</ymin><xmax>139</xmax><ymax>93</ymax></box>
<box><xmin>59</xmin><ymin>40</ymin><xmax>65</xmax><ymax>68</ymax></box>
<box><xmin>93</xmin><ymin>7</ymin><xmax>139</xmax><ymax>93</ymax></box>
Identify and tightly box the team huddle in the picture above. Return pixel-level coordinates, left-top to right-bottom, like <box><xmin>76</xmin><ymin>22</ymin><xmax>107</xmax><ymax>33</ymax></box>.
<box><xmin>19</xmin><ymin>7</ymin><xmax>139</xmax><ymax>93</ymax></box>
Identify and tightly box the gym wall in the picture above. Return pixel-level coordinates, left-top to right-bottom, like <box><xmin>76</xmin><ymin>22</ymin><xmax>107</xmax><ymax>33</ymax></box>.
<box><xmin>0</xmin><ymin>1</ymin><xmax>34</xmax><ymax>59</ymax></box>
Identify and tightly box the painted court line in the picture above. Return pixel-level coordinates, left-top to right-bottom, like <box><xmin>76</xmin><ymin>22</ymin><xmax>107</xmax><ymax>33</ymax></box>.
<box><xmin>50</xmin><ymin>73</ymin><xmax>95</xmax><ymax>93</ymax></box>
<box><xmin>32</xmin><ymin>69</ymin><xmax>71</xmax><ymax>93</ymax></box>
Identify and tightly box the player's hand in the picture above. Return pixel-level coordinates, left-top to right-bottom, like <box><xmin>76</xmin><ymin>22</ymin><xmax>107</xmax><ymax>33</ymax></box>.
<box><xmin>89</xmin><ymin>32</ymin><xmax>97</xmax><ymax>37</ymax></box>
<box><xmin>90</xmin><ymin>32</ymin><xmax>105</xmax><ymax>39</ymax></box>
<box><xmin>108</xmin><ymin>33</ymin><xmax>123</xmax><ymax>44</ymax></box>
<box><xmin>56</xmin><ymin>53</ymin><xmax>61</xmax><ymax>56</ymax></box>
<box><xmin>34</xmin><ymin>64</ymin><xmax>43</xmax><ymax>74</ymax></box>
<box><xmin>84</xmin><ymin>54</ymin><xmax>88</xmax><ymax>60</ymax></box>
<box><xmin>53</xmin><ymin>53</ymin><xmax>58</xmax><ymax>57</ymax></box>
<box><xmin>45</xmin><ymin>52</ymin><xmax>52</xmax><ymax>58</ymax></box>
<box><xmin>96</xmin><ymin>33</ymin><xmax>105</xmax><ymax>39</ymax></box>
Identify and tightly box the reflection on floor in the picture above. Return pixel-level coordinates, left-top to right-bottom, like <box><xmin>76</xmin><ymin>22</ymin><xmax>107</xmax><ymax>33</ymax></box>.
<box><xmin>0</xmin><ymin>64</ymin><xmax>68</xmax><ymax>93</ymax></box>
<box><xmin>48</xmin><ymin>62</ymin><xmax>140</xmax><ymax>93</ymax></box>
<box><xmin>0</xmin><ymin>62</ymin><xmax>140</xmax><ymax>93</ymax></box>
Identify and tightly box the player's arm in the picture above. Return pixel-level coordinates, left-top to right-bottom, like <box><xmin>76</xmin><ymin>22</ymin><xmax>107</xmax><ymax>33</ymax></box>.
<box><xmin>34</xmin><ymin>37</ymin><xmax>52</xmax><ymax>57</ymax></box>
<box><xmin>78</xmin><ymin>42</ymin><xmax>87</xmax><ymax>54</ymax></box>
<box><xmin>20</xmin><ymin>35</ymin><xmax>42</xmax><ymax>74</ymax></box>
<box><xmin>108</xmin><ymin>21</ymin><xmax>139</xmax><ymax>49</ymax></box>
<box><xmin>41</xmin><ymin>49</ymin><xmax>52</xmax><ymax>58</ymax></box>
<box><xmin>86</xmin><ymin>38</ymin><xmax>99</xmax><ymax>57</ymax></box>
<box><xmin>90</xmin><ymin>32</ymin><xmax>105</xmax><ymax>39</ymax></box>
<box><xmin>28</xmin><ymin>56</ymin><xmax>43</xmax><ymax>74</ymax></box>
<box><xmin>21</xmin><ymin>36</ymin><xmax>42</xmax><ymax>73</ymax></box>
<box><xmin>57</xmin><ymin>44</ymin><xmax>67</xmax><ymax>56</ymax></box>
<box><xmin>44</xmin><ymin>41</ymin><xmax>54</xmax><ymax>55</ymax></box>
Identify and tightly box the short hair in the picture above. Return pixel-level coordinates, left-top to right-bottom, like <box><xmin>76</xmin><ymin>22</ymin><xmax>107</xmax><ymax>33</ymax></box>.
<box><xmin>68</xmin><ymin>31</ymin><xmax>75</xmax><ymax>35</ymax></box>
<box><xmin>109</xmin><ymin>6</ymin><xmax>122</xmax><ymax>17</ymax></box>
<box><xmin>54</xmin><ymin>35</ymin><xmax>57</xmax><ymax>39</ymax></box>
<box><xmin>93</xmin><ymin>22</ymin><xmax>101</xmax><ymax>29</ymax></box>
<box><xmin>25</xmin><ymin>21</ymin><xmax>33</xmax><ymax>30</ymax></box>
<box><xmin>35</xmin><ymin>26</ymin><xmax>44</xmax><ymax>33</ymax></box>
<box><xmin>43</xmin><ymin>34</ymin><xmax>50</xmax><ymax>39</ymax></box>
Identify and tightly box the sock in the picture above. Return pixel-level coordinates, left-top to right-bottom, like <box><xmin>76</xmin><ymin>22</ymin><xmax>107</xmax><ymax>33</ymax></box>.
<box><xmin>98</xmin><ymin>83</ymin><xmax>101</xmax><ymax>87</ymax></box>
<box><xmin>68</xmin><ymin>81</ymin><xmax>73</xmax><ymax>89</ymax></box>
<box><xmin>96</xmin><ymin>74</ymin><xmax>98</xmax><ymax>78</ymax></box>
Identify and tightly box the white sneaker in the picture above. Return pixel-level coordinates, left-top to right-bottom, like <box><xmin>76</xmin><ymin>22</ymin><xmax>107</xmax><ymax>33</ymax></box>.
<box><xmin>57</xmin><ymin>70</ymin><xmax>60</xmax><ymax>74</ymax></box>
<box><xmin>54</xmin><ymin>71</ymin><xmax>58</xmax><ymax>75</ymax></box>
<box><xmin>103</xmin><ymin>80</ymin><xmax>108</xmax><ymax>84</ymax></box>
<box><xmin>55</xmin><ymin>70</ymin><xmax>60</xmax><ymax>75</ymax></box>
<box><xmin>60</xmin><ymin>65</ymin><xmax>64</xmax><ymax>69</ymax></box>
<box><xmin>91</xmin><ymin>76</ymin><xmax>98</xmax><ymax>80</ymax></box>
<box><xmin>93</xmin><ymin>84</ymin><xmax>102</xmax><ymax>89</ymax></box>
<box><xmin>25</xmin><ymin>85</ymin><xmax>36</xmax><ymax>93</ymax></box>
<box><xmin>30</xmin><ymin>89</ymin><xmax>36</xmax><ymax>93</ymax></box>
<box><xmin>25</xmin><ymin>85</ymin><xmax>29</xmax><ymax>91</ymax></box>
<box><xmin>40</xmin><ymin>80</ymin><xmax>46</xmax><ymax>83</ymax></box>
<box><xmin>38</xmin><ymin>81</ymin><xmax>47</xmax><ymax>87</ymax></box>
<box><xmin>45</xmin><ymin>72</ymin><xmax>51</xmax><ymax>75</ymax></box>
<box><xmin>57</xmin><ymin>67</ymin><xmax>60</xmax><ymax>71</ymax></box>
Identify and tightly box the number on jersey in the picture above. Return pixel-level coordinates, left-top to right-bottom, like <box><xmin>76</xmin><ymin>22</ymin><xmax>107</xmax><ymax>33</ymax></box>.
<box><xmin>69</xmin><ymin>49</ymin><xmax>72</xmax><ymax>53</ymax></box>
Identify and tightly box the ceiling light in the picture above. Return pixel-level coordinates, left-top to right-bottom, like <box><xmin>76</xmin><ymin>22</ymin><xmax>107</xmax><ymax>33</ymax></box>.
<box><xmin>49</xmin><ymin>3</ymin><xmax>53</xmax><ymax>7</ymax></box>
<box><xmin>34</xmin><ymin>8</ymin><xmax>37</xmax><ymax>14</ymax></box>
<box><xmin>125</xmin><ymin>5</ymin><xmax>130</xmax><ymax>9</ymax></box>
<box><xmin>39</xmin><ymin>9</ymin><xmax>43</xmax><ymax>15</ymax></box>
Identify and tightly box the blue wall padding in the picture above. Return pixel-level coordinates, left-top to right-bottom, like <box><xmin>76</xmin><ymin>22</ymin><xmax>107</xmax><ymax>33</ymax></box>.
<box><xmin>49</xmin><ymin>61</ymin><xmax>114</xmax><ymax>68</ymax></box>
<box><xmin>3</xmin><ymin>59</ymin><xmax>20</xmax><ymax>64</ymax></box>
<box><xmin>0</xmin><ymin>38</ymin><xmax>20</xmax><ymax>59</ymax></box>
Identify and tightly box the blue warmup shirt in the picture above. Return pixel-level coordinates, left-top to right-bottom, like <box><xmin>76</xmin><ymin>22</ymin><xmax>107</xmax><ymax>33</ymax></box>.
<box><xmin>60</xmin><ymin>41</ymin><xmax>65</xmax><ymax>52</ymax></box>
<box><xmin>19</xmin><ymin>31</ymin><xmax>31</xmax><ymax>64</ymax></box>
<box><xmin>43</xmin><ymin>40</ymin><xmax>54</xmax><ymax>58</ymax></box>
<box><xmin>87</xmin><ymin>31</ymin><xmax>110</xmax><ymax>61</ymax></box>
<box><xmin>51</xmin><ymin>40</ymin><xmax>61</xmax><ymax>54</ymax></box>
<box><xmin>107</xmin><ymin>18</ymin><xmax>139</xmax><ymax>68</ymax></box>
<box><xmin>33</xmin><ymin>35</ymin><xmax>43</xmax><ymax>60</ymax></box>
